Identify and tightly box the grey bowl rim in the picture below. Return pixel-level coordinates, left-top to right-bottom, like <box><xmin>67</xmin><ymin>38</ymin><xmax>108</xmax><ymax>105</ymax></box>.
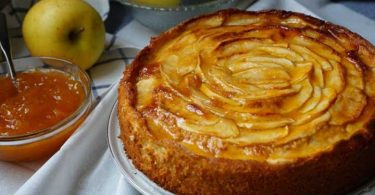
<box><xmin>117</xmin><ymin>0</ymin><xmax>236</xmax><ymax>12</ymax></box>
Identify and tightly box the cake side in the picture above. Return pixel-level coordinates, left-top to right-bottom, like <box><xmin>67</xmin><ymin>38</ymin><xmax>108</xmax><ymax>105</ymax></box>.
<box><xmin>119</xmin><ymin>101</ymin><xmax>375</xmax><ymax>194</ymax></box>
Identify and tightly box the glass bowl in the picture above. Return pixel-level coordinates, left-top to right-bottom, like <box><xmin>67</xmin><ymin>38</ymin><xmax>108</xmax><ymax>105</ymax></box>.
<box><xmin>117</xmin><ymin>0</ymin><xmax>238</xmax><ymax>32</ymax></box>
<box><xmin>0</xmin><ymin>57</ymin><xmax>92</xmax><ymax>162</ymax></box>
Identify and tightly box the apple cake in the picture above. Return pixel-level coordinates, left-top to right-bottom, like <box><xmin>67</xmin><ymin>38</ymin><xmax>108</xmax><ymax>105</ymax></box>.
<box><xmin>118</xmin><ymin>9</ymin><xmax>375</xmax><ymax>194</ymax></box>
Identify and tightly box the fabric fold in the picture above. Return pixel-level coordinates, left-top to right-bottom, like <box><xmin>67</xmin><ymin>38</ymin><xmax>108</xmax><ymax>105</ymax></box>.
<box><xmin>16</xmin><ymin>83</ymin><xmax>120</xmax><ymax>195</ymax></box>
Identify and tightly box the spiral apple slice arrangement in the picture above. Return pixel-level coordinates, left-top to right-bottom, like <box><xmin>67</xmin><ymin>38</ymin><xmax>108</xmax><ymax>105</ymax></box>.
<box><xmin>134</xmin><ymin>11</ymin><xmax>375</xmax><ymax>162</ymax></box>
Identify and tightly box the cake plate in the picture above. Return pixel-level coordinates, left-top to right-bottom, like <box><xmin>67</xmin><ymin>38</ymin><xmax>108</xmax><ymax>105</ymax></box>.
<box><xmin>107</xmin><ymin>101</ymin><xmax>173</xmax><ymax>195</ymax></box>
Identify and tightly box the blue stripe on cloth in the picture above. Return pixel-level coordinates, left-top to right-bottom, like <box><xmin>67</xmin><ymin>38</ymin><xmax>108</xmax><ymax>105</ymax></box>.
<box><xmin>8</xmin><ymin>3</ymin><xmax>22</xmax><ymax>25</ymax></box>
<box><xmin>11</xmin><ymin>7</ymin><xmax>28</xmax><ymax>12</ymax></box>
<box><xmin>105</xmin><ymin>34</ymin><xmax>117</xmax><ymax>51</ymax></box>
<box><xmin>94</xmin><ymin>85</ymin><xmax>112</xmax><ymax>103</ymax></box>
<box><xmin>340</xmin><ymin>1</ymin><xmax>375</xmax><ymax>20</ymax></box>
<box><xmin>86</xmin><ymin>70</ymin><xmax>98</xmax><ymax>97</ymax></box>
<box><xmin>92</xmin><ymin>57</ymin><xmax>127</xmax><ymax>68</ymax></box>
<box><xmin>104</xmin><ymin>1</ymin><xmax>133</xmax><ymax>34</ymax></box>
<box><xmin>30</xmin><ymin>0</ymin><xmax>36</xmax><ymax>7</ymax></box>
<box><xmin>90</xmin><ymin>83</ymin><xmax>111</xmax><ymax>98</ymax></box>
<box><xmin>118</xmin><ymin>48</ymin><xmax>134</xmax><ymax>65</ymax></box>
<box><xmin>92</xmin><ymin>84</ymin><xmax>112</xmax><ymax>100</ymax></box>
<box><xmin>92</xmin><ymin>48</ymin><xmax>135</xmax><ymax>68</ymax></box>
<box><xmin>102</xmin><ymin>11</ymin><xmax>109</xmax><ymax>20</ymax></box>
<box><xmin>92</xmin><ymin>84</ymin><xmax>111</xmax><ymax>90</ymax></box>
<box><xmin>17</xmin><ymin>55</ymin><xmax>32</xmax><ymax>58</ymax></box>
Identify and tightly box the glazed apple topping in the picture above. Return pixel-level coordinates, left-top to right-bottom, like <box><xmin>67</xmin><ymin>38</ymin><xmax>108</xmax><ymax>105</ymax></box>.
<box><xmin>134</xmin><ymin>12</ymin><xmax>375</xmax><ymax>162</ymax></box>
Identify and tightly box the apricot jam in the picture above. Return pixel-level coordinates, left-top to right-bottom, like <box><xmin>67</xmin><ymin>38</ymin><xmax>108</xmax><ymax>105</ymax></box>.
<box><xmin>0</xmin><ymin>70</ymin><xmax>85</xmax><ymax>136</ymax></box>
<box><xmin>0</xmin><ymin>68</ymin><xmax>91</xmax><ymax>162</ymax></box>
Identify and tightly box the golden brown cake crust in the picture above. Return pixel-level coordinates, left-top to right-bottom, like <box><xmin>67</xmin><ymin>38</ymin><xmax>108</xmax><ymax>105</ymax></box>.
<box><xmin>118</xmin><ymin>9</ymin><xmax>375</xmax><ymax>194</ymax></box>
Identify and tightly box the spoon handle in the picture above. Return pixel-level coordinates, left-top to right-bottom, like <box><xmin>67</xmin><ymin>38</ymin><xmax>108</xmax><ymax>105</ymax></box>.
<box><xmin>0</xmin><ymin>13</ymin><xmax>17</xmax><ymax>81</ymax></box>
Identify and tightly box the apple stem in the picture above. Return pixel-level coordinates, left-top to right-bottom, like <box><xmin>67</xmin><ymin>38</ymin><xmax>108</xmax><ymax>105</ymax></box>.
<box><xmin>77</xmin><ymin>27</ymin><xmax>85</xmax><ymax>34</ymax></box>
<box><xmin>68</xmin><ymin>27</ymin><xmax>85</xmax><ymax>42</ymax></box>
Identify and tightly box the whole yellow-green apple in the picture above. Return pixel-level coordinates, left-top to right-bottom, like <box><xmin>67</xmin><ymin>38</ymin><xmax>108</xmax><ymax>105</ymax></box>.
<box><xmin>22</xmin><ymin>0</ymin><xmax>105</xmax><ymax>70</ymax></box>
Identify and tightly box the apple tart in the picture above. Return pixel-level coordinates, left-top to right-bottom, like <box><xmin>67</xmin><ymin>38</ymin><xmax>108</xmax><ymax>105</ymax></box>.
<box><xmin>118</xmin><ymin>9</ymin><xmax>375</xmax><ymax>194</ymax></box>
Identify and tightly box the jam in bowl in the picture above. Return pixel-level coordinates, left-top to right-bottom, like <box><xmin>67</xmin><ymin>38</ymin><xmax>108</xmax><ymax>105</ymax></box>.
<box><xmin>0</xmin><ymin>57</ymin><xmax>92</xmax><ymax>161</ymax></box>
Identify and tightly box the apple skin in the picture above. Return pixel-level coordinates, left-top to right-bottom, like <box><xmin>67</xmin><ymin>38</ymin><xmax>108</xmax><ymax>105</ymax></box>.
<box><xmin>22</xmin><ymin>0</ymin><xmax>105</xmax><ymax>70</ymax></box>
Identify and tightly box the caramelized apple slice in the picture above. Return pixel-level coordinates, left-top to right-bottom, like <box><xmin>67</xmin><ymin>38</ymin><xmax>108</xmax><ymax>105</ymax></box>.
<box><xmin>276</xmin><ymin>112</ymin><xmax>331</xmax><ymax>145</ymax></box>
<box><xmin>200</xmin><ymin>83</ymin><xmax>243</xmax><ymax>106</ymax></box>
<box><xmin>299</xmin><ymin>86</ymin><xmax>322</xmax><ymax>113</ymax></box>
<box><xmin>290</xmin><ymin>44</ymin><xmax>332</xmax><ymax>72</ymax></box>
<box><xmin>256</xmin><ymin>46</ymin><xmax>303</xmax><ymax>61</ymax></box>
<box><xmin>208</xmin><ymin>66</ymin><xmax>247</xmax><ymax>94</ymax></box>
<box><xmin>246</xmin><ymin>56</ymin><xmax>294</xmax><ymax>69</ymax></box>
<box><xmin>345</xmin><ymin>100</ymin><xmax>374</xmax><ymax>134</ymax></box>
<box><xmin>219</xmin><ymin>39</ymin><xmax>263</xmax><ymax>57</ymax></box>
<box><xmin>160</xmin><ymin>54</ymin><xmax>197</xmax><ymax>85</ymax></box>
<box><xmin>226</xmin><ymin>61</ymin><xmax>283</xmax><ymax>74</ymax></box>
<box><xmin>255</xmin><ymin>82</ymin><xmax>291</xmax><ymax>90</ymax></box>
<box><xmin>232</xmin><ymin>67</ymin><xmax>290</xmax><ymax>85</ymax></box>
<box><xmin>234</xmin><ymin>85</ymin><xmax>300</xmax><ymax>101</ymax></box>
<box><xmin>289</xmin><ymin>62</ymin><xmax>313</xmax><ymax>84</ymax></box>
<box><xmin>341</xmin><ymin>58</ymin><xmax>364</xmax><ymax>90</ymax></box>
<box><xmin>324</xmin><ymin>59</ymin><xmax>345</xmax><ymax>94</ymax></box>
<box><xmin>236</xmin><ymin>117</ymin><xmax>294</xmax><ymax>129</ymax></box>
<box><xmin>293</xmin><ymin>88</ymin><xmax>336</xmax><ymax>125</ymax></box>
<box><xmin>291</xmin><ymin>36</ymin><xmax>341</xmax><ymax>62</ymax></box>
<box><xmin>330</xmin><ymin>86</ymin><xmax>367</xmax><ymax>125</ymax></box>
<box><xmin>226</xmin><ymin>126</ymin><xmax>289</xmax><ymax>146</ymax></box>
<box><xmin>136</xmin><ymin>76</ymin><xmax>160</xmax><ymax>109</ymax></box>
<box><xmin>176</xmin><ymin>117</ymin><xmax>239</xmax><ymax>138</ymax></box>
<box><xmin>280</xmin><ymin>79</ymin><xmax>313</xmax><ymax>113</ymax></box>
<box><xmin>157</xmin><ymin>88</ymin><xmax>228</xmax><ymax>126</ymax></box>
<box><xmin>158</xmin><ymin>95</ymin><xmax>206</xmax><ymax>123</ymax></box>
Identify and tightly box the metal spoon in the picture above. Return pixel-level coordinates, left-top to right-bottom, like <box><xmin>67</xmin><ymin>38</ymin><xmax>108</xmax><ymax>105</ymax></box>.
<box><xmin>0</xmin><ymin>13</ymin><xmax>17</xmax><ymax>86</ymax></box>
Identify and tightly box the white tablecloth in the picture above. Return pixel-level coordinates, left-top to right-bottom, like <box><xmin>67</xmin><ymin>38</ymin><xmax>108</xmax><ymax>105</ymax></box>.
<box><xmin>1</xmin><ymin>0</ymin><xmax>375</xmax><ymax>194</ymax></box>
